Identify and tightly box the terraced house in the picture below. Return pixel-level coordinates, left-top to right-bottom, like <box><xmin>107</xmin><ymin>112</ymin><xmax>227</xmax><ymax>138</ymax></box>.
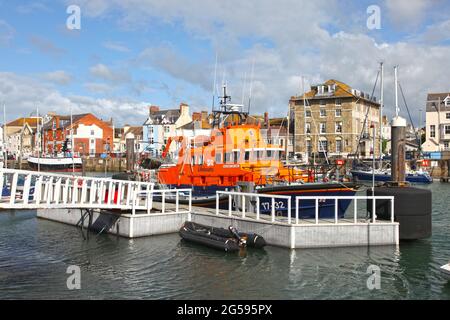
<box><xmin>289</xmin><ymin>79</ymin><xmax>381</xmax><ymax>161</ymax></box>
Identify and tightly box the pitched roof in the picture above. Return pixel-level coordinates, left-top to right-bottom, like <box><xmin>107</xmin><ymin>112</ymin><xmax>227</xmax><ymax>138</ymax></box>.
<box><xmin>179</xmin><ymin>119</ymin><xmax>212</xmax><ymax>130</ymax></box>
<box><xmin>290</xmin><ymin>79</ymin><xmax>379</xmax><ymax>105</ymax></box>
<box><xmin>6</xmin><ymin>117</ymin><xmax>40</xmax><ymax>128</ymax></box>
<box><xmin>146</xmin><ymin>109</ymin><xmax>181</xmax><ymax>125</ymax></box>
<box><xmin>426</xmin><ymin>93</ymin><xmax>450</xmax><ymax>112</ymax></box>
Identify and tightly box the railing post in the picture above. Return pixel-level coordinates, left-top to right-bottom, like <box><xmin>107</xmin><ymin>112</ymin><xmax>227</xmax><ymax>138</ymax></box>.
<box><xmin>176</xmin><ymin>190</ymin><xmax>179</xmax><ymax>213</ymax></box>
<box><xmin>391</xmin><ymin>197</ymin><xmax>395</xmax><ymax>223</ymax></box>
<box><xmin>295</xmin><ymin>197</ymin><xmax>299</xmax><ymax>225</ymax></box>
<box><xmin>372</xmin><ymin>196</ymin><xmax>376</xmax><ymax>223</ymax></box>
<box><xmin>354</xmin><ymin>198</ymin><xmax>358</xmax><ymax>224</ymax></box>
<box><xmin>54</xmin><ymin>177</ymin><xmax>62</xmax><ymax>205</ymax></box>
<box><xmin>47</xmin><ymin>177</ymin><xmax>54</xmax><ymax>205</ymax></box>
<box><xmin>216</xmin><ymin>192</ymin><xmax>219</xmax><ymax>215</ymax></box>
<box><xmin>271</xmin><ymin>197</ymin><xmax>275</xmax><ymax>222</ymax></box>
<box><xmin>287</xmin><ymin>197</ymin><xmax>291</xmax><ymax>224</ymax></box>
<box><xmin>0</xmin><ymin>172</ymin><xmax>4</xmax><ymax>203</ymax></box>
<box><xmin>22</xmin><ymin>174</ymin><xmax>31</xmax><ymax>205</ymax></box>
<box><xmin>334</xmin><ymin>198</ymin><xmax>338</xmax><ymax>224</ymax></box>
<box><xmin>162</xmin><ymin>191</ymin><xmax>166</xmax><ymax>214</ymax></box>
<box><xmin>188</xmin><ymin>189</ymin><xmax>192</xmax><ymax>220</ymax></box>
<box><xmin>242</xmin><ymin>194</ymin><xmax>245</xmax><ymax>218</ymax></box>
<box><xmin>315</xmin><ymin>198</ymin><xmax>319</xmax><ymax>225</ymax></box>
<box><xmin>9</xmin><ymin>172</ymin><xmax>18</xmax><ymax>205</ymax></box>
<box><xmin>228</xmin><ymin>194</ymin><xmax>232</xmax><ymax>217</ymax></box>
<box><xmin>256</xmin><ymin>197</ymin><xmax>260</xmax><ymax>220</ymax></box>
<box><xmin>132</xmin><ymin>185</ymin><xmax>136</xmax><ymax>215</ymax></box>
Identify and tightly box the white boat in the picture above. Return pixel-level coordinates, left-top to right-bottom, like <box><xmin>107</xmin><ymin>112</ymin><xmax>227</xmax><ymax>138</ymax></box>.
<box><xmin>27</xmin><ymin>155</ymin><xmax>82</xmax><ymax>172</ymax></box>
<box><xmin>440</xmin><ymin>263</ymin><xmax>450</xmax><ymax>276</ymax></box>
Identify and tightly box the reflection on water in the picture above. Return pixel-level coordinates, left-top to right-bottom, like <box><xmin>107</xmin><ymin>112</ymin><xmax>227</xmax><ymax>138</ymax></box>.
<box><xmin>0</xmin><ymin>183</ymin><xmax>450</xmax><ymax>299</ymax></box>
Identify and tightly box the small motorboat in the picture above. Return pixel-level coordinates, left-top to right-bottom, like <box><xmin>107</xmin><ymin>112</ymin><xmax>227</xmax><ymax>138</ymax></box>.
<box><xmin>440</xmin><ymin>263</ymin><xmax>450</xmax><ymax>276</ymax></box>
<box><xmin>179</xmin><ymin>222</ymin><xmax>266</xmax><ymax>252</ymax></box>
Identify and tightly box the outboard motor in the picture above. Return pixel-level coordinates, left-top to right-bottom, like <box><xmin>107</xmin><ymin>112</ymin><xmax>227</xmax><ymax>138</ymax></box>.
<box><xmin>229</xmin><ymin>226</ymin><xmax>246</xmax><ymax>247</ymax></box>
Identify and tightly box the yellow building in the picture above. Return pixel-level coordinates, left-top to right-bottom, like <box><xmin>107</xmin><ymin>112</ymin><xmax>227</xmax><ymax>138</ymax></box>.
<box><xmin>289</xmin><ymin>79</ymin><xmax>381</xmax><ymax>161</ymax></box>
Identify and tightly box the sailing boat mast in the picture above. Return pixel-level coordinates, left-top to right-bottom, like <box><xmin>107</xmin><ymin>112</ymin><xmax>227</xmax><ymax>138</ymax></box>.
<box><xmin>70</xmin><ymin>105</ymin><xmax>74</xmax><ymax>173</ymax></box>
<box><xmin>379</xmin><ymin>62</ymin><xmax>384</xmax><ymax>168</ymax></box>
<box><xmin>302</xmin><ymin>76</ymin><xmax>308</xmax><ymax>165</ymax></box>
<box><xmin>3</xmin><ymin>103</ymin><xmax>6</xmax><ymax>169</ymax></box>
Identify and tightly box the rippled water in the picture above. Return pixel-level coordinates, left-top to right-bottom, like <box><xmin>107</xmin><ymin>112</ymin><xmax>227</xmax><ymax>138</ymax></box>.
<box><xmin>0</xmin><ymin>183</ymin><xmax>449</xmax><ymax>299</ymax></box>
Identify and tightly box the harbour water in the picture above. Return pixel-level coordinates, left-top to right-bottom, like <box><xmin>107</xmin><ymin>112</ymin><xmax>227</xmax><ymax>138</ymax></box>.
<box><xmin>0</xmin><ymin>182</ymin><xmax>449</xmax><ymax>300</ymax></box>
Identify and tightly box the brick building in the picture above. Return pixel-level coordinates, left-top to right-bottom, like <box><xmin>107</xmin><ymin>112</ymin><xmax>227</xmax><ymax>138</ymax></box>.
<box><xmin>289</xmin><ymin>79</ymin><xmax>381</xmax><ymax>161</ymax></box>
<box><xmin>43</xmin><ymin>113</ymin><xmax>113</xmax><ymax>157</ymax></box>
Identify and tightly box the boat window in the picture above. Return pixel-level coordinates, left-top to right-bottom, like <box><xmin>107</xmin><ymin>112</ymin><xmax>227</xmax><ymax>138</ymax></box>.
<box><xmin>233</xmin><ymin>151</ymin><xmax>240</xmax><ymax>163</ymax></box>
<box><xmin>198</xmin><ymin>155</ymin><xmax>203</xmax><ymax>165</ymax></box>
<box><xmin>257</xmin><ymin>150</ymin><xmax>263</xmax><ymax>160</ymax></box>
<box><xmin>267</xmin><ymin>150</ymin><xmax>272</xmax><ymax>158</ymax></box>
<box><xmin>191</xmin><ymin>156</ymin><xmax>195</xmax><ymax>164</ymax></box>
<box><xmin>244</xmin><ymin>151</ymin><xmax>250</xmax><ymax>161</ymax></box>
<box><xmin>225</xmin><ymin>152</ymin><xmax>232</xmax><ymax>163</ymax></box>
<box><xmin>215</xmin><ymin>153</ymin><xmax>222</xmax><ymax>164</ymax></box>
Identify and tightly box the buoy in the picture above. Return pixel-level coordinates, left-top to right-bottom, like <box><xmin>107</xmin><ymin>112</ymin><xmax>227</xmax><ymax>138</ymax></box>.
<box><xmin>367</xmin><ymin>186</ymin><xmax>432</xmax><ymax>240</ymax></box>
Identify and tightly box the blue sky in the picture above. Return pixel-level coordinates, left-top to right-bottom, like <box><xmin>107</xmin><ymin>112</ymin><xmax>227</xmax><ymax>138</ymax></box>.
<box><xmin>1</xmin><ymin>0</ymin><xmax>450</xmax><ymax>126</ymax></box>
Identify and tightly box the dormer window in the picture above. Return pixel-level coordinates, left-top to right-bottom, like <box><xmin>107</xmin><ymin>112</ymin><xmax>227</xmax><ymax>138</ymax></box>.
<box><xmin>445</xmin><ymin>96</ymin><xmax>450</xmax><ymax>106</ymax></box>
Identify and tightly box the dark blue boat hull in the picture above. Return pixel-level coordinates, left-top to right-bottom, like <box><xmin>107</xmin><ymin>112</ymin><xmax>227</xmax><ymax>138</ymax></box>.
<box><xmin>351</xmin><ymin>170</ymin><xmax>433</xmax><ymax>184</ymax></box>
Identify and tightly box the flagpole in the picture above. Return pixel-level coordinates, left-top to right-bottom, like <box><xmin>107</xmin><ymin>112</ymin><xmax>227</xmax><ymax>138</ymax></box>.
<box><xmin>3</xmin><ymin>103</ymin><xmax>6</xmax><ymax>169</ymax></box>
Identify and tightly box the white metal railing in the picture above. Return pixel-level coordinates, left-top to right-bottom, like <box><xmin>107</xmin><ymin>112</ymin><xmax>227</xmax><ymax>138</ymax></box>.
<box><xmin>0</xmin><ymin>168</ymin><xmax>191</xmax><ymax>215</ymax></box>
<box><xmin>295</xmin><ymin>196</ymin><xmax>395</xmax><ymax>225</ymax></box>
<box><xmin>216</xmin><ymin>191</ymin><xmax>292</xmax><ymax>223</ymax></box>
<box><xmin>214</xmin><ymin>190</ymin><xmax>395</xmax><ymax>226</ymax></box>
<box><xmin>133</xmin><ymin>188</ymin><xmax>192</xmax><ymax>215</ymax></box>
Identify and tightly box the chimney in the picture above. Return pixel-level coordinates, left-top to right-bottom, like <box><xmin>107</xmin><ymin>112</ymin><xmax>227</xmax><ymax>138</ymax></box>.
<box><xmin>264</xmin><ymin>112</ymin><xmax>269</xmax><ymax>129</ymax></box>
<box><xmin>149</xmin><ymin>105</ymin><xmax>160</xmax><ymax>115</ymax></box>
<box><xmin>192</xmin><ymin>112</ymin><xmax>201</xmax><ymax>121</ymax></box>
<box><xmin>180</xmin><ymin>103</ymin><xmax>189</xmax><ymax>114</ymax></box>
<box><xmin>201</xmin><ymin>111</ymin><xmax>208</xmax><ymax>121</ymax></box>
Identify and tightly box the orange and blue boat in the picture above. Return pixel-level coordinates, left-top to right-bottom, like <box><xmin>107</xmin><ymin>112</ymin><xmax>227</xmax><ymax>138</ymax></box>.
<box><xmin>155</xmin><ymin>85</ymin><xmax>358</xmax><ymax>219</ymax></box>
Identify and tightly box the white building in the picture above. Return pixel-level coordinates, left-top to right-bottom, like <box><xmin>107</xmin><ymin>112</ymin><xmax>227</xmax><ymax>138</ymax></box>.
<box><xmin>422</xmin><ymin>93</ymin><xmax>450</xmax><ymax>152</ymax></box>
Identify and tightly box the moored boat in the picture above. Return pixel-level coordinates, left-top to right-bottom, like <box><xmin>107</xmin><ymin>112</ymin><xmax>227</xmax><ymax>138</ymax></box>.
<box><xmin>27</xmin><ymin>155</ymin><xmax>82</xmax><ymax>172</ymax></box>
<box><xmin>351</xmin><ymin>168</ymin><xmax>433</xmax><ymax>184</ymax></box>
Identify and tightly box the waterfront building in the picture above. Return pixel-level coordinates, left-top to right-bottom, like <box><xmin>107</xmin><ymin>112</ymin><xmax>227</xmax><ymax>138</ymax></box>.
<box><xmin>422</xmin><ymin>92</ymin><xmax>450</xmax><ymax>152</ymax></box>
<box><xmin>42</xmin><ymin>113</ymin><xmax>113</xmax><ymax>157</ymax></box>
<box><xmin>289</xmin><ymin>79</ymin><xmax>381</xmax><ymax>161</ymax></box>
<box><xmin>113</xmin><ymin>125</ymin><xmax>144</xmax><ymax>154</ymax></box>
<box><xmin>142</xmin><ymin>103</ymin><xmax>192</xmax><ymax>158</ymax></box>
<box><xmin>4</xmin><ymin>117</ymin><xmax>41</xmax><ymax>159</ymax></box>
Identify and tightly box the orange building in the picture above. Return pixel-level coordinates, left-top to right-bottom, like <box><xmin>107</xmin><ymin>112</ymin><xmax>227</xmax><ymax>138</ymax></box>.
<box><xmin>43</xmin><ymin>113</ymin><xmax>113</xmax><ymax>157</ymax></box>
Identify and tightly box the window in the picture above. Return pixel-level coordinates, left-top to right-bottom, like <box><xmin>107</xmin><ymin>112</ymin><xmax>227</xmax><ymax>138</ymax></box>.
<box><xmin>305</xmin><ymin>110</ymin><xmax>311</xmax><ymax>117</ymax></box>
<box><xmin>233</xmin><ymin>151</ymin><xmax>240</xmax><ymax>163</ymax></box>
<box><xmin>335</xmin><ymin>99</ymin><xmax>341</xmax><ymax>106</ymax></box>
<box><xmin>90</xmin><ymin>130</ymin><xmax>95</xmax><ymax>136</ymax></box>
<box><xmin>445</xmin><ymin>142</ymin><xmax>449</xmax><ymax>149</ymax></box>
<box><xmin>320</xmin><ymin>99</ymin><xmax>325</xmax><ymax>106</ymax></box>
<box><xmin>336</xmin><ymin>139</ymin><xmax>342</xmax><ymax>153</ymax></box>
<box><xmin>446</xmin><ymin>125</ymin><xmax>450</xmax><ymax>135</ymax></box>
<box><xmin>335</xmin><ymin>122</ymin><xmax>342</xmax><ymax>133</ymax></box>
<box><xmin>320</xmin><ymin>108</ymin><xmax>326</xmax><ymax>117</ymax></box>
<box><xmin>306</xmin><ymin>140</ymin><xmax>312</xmax><ymax>153</ymax></box>
<box><xmin>318</xmin><ymin>140</ymin><xmax>328</xmax><ymax>152</ymax></box>
<box><xmin>305</xmin><ymin>123</ymin><xmax>311</xmax><ymax>134</ymax></box>
<box><xmin>225</xmin><ymin>152</ymin><xmax>232</xmax><ymax>163</ymax></box>
<box><xmin>447</xmin><ymin>113</ymin><xmax>450</xmax><ymax>119</ymax></box>
<box><xmin>150</xmin><ymin>138</ymin><xmax>154</xmax><ymax>144</ymax></box>
<box><xmin>244</xmin><ymin>151</ymin><xmax>250</xmax><ymax>161</ymax></box>
<box><xmin>164</xmin><ymin>126</ymin><xmax>170</xmax><ymax>133</ymax></box>
<box><xmin>335</xmin><ymin>109</ymin><xmax>342</xmax><ymax>117</ymax></box>
<box><xmin>320</xmin><ymin>123</ymin><xmax>326</xmax><ymax>134</ymax></box>
<box><xmin>446</xmin><ymin>98</ymin><xmax>450</xmax><ymax>107</ymax></box>
<box><xmin>267</xmin><ymin>150</ymin><xmax>272</xmax><ymax>158</ymax></box>
<box><xmin>430</xmin><ymin>125</ymin><xmax>436</xmax><ymax>138</ymax></box>
<box><xmin>215</xmin><ymin>153</ymin><xmax>222</xmax><ymax>163</ymax></box>
<box><xmin>149</xmin><ymin>127</ymin><xmax>154</xmax><ymax>134</ymax></box>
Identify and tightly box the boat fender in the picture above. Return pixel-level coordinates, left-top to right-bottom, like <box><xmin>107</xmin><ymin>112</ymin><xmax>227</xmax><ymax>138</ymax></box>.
<box><xmin>229</xmin><ymin>226</ymin><xmax>246</xmax><ymax>246</ymax></box>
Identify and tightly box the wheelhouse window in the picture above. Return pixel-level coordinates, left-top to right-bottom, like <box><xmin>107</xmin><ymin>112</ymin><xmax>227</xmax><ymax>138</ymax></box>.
<box><xmin>225</xmin><ymin>152</ymin><xmax>232</xmax><ymax>163</ymax></box>
<box><xmin>215</xmin><ymin>153</ymin><xmax>222</xmax><ymax>164</ymax></box>
<box><xmin>244</xmin><ymin>151</ymin><xmax>250</xmax><ymax>161</ymax></box>
<box><xmin>233</xmin><ymin>151</ymin><xmax>240</xmax><ymax>163</ymax></box>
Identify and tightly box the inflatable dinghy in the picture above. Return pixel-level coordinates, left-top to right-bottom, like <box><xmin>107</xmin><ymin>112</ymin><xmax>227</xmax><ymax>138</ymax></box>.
<box><xmin>179</xmin><ymin>222</ymin><xmax>266</xmax><ymax>252</ymax></box>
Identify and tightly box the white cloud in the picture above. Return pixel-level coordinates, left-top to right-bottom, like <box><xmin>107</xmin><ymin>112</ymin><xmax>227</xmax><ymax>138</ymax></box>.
<box><xmin>0</xmin><ymin>72</ymin><xmax>148</xmax><ymax>126</ymax></box>
<box><xmin>41</xmin><ymin>70</ymin><xmax>73</xmax><ymax>85</ymax></box>
<box><xmin>89</xmin><ymin>63</ymin><xmax>130</xmax><ymax>83</ymax></box>
<box><xmin>102</xmin><ymin>41</ymin><xmax>130</xmax><ymax>53</ymax></box>
<box><xmin>0</xmin><ymin>20</ymin><xmax>15</xmax><ymax>46</ymax></box>
<box><xmin>384</xmin><ymin>0</ymin><xmax>432</xmax><ymax>29</ymax></box>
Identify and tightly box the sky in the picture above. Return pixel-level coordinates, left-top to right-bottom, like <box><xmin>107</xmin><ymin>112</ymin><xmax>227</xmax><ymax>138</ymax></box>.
<box><xmin>0</xmin><ymin>0</ymin><xmax>450</xmax><ymax>127</ymax></box>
